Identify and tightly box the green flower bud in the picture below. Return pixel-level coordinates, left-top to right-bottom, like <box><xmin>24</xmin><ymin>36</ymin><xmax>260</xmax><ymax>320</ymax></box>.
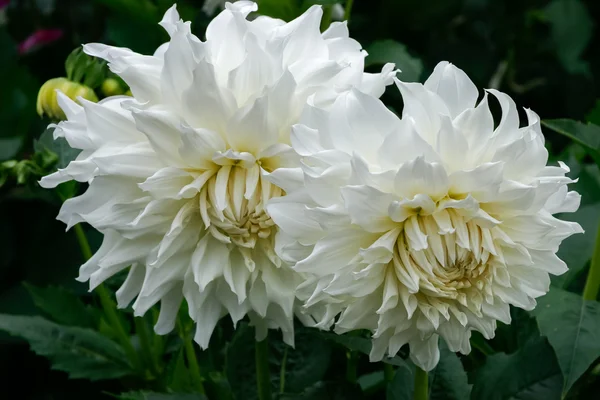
<box><xmin>101</xmin><ymin>78</ymin><xmax>125</xmax><ymax>97</ymax></box>
<box><xmin>36</xmin><ymin>78</ymin><xmax>98</xmax><ymax>121</ymax></box>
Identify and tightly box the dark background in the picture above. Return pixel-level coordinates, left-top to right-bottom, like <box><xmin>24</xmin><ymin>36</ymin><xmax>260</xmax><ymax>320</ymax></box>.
<box><xmin>0</xmin><ymin>0</ymin><xmax>599</xmax><ymax>398</ymax></box>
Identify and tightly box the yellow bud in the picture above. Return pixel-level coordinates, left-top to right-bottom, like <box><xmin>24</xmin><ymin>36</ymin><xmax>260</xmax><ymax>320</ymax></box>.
<box><xmin>101</xmin><ymin>78</ymin><xmax>125</xmax><ymax>97</ymax></box>
<box><xmin>36</xmin><ymin>78</ymin><xmax>98</xmax><ymax>121</ymax></box>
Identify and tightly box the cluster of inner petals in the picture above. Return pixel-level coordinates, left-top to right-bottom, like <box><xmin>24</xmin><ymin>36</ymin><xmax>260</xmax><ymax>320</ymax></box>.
<box><xmin>199</xmin><ymin>163</ymin><xmax>282</xmax><ymax>249</ymax></box>
<box><xmin>383</xmin><ymin>207</ymin><xmax>506</xmax><ymax>317</ymax></box>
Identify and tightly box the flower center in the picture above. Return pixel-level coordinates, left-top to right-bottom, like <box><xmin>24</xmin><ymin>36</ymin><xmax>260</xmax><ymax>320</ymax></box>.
<box><xmin>392</xmin><ymin>209</ymin><xmax>498</xmax><ymax>304</ymax></box>
<box><xmin>199</xmin><ymin>164</ymin><xmax>282</xmax><ymax>248</ymax></box>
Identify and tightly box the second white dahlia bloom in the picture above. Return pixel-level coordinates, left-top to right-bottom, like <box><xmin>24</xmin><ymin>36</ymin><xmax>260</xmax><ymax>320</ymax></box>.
<box><xmin>268</xmin><ymin>61</ymin><xmax>582</xmax><ymax>369</ymax></box>
<box><xmin>40</xmin><ymin>1</ymin><xmax>394</xmax><ymax>346</ymax></box>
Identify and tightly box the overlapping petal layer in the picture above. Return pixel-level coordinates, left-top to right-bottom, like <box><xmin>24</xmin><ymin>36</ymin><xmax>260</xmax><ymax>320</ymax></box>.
<box><xmin>268</xmin><ymin>61</ymin><xmax>582</xmax><ymax>369</ymax></box>
<box><xmin>41</xmin><ymin>1</ymin><xmax>395</xmax><ymax>346</ymax></box>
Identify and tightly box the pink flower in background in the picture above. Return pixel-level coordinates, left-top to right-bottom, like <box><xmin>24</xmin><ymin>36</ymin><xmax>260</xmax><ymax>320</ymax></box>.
<box><xmin>0</xmin><ymin>0</ymin><xmax>9</xmax><ymax>9</ymax></box>
<box><xmin>18</xmin><ymin>28</ymin><xmax>63</xmax><ymax>54</ymax></box>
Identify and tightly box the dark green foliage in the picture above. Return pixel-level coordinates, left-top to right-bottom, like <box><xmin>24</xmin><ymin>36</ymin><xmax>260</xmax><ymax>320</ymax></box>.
<box><xmin>0</xmin><ymin>314</ymin><xmax>134</xmax><ymax>380</ymax></box>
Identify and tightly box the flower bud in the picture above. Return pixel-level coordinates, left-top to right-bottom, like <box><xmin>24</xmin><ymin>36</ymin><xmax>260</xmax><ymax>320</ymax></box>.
<box><xmin>36</xmin><ymin>78</ymin><xmax>98</xmax><ymax>120</ymax></box>
<box><xmin>100</xmin><ymin>78</ymin><xmax>125</xmax><ymax>97</ymax></box>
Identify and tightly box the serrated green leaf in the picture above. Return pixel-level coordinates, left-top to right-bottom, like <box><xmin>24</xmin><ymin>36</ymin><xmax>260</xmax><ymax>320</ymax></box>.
<box><xmin>428</xmin><ymin>341</ymin><xmax>471</xmax><ymax>400</ymax></box>
<box><xmin>280</xmin><ymin>381</ymin><xmax>365</xmax><ymax>400</ymax></box>
<box><xmin>542</xmin><ymin>120</ymin><xmax>600</xmax><ymax>167</ymax></box>
<box><xmin>225</xmin><ymin>323</ymin><xmax>262</xmax><ymax>400</ymax></box>
<box><xmin>34</xmin><ymin>128</ymin><xmax>81</xmax><ymax>170</ymax></box>
<box><xmin>366</xmin><ymin>40</ymin><xmax>423</xmax><ymax>82</ymax></box>
<box><xmin>24</xmin><ymin>283</ymin><xmax>100</xmax><ymax>328</ymax></box>
<box><xmin>273</xmin><ymin>326</ymin><xmax>332</xmax><ymax>393</ymax></box>
<box><xmin>386</xmin><ymin>362</ymin><xmax>415</xmax><ymax>400</ymax></box>
<box><xmin>532</xmin><ymin>288</ymin><xmax>600</xmax><ymax>395</ymax></box>
<box><xmin>543</xmin><ymin>0</ymin><xmax>593</xmax><ymax>75</ymax></box>
<box><xmin>118</xmin><ymin>392</ymin><xmax>207</xmax><ymax>400</ymax></box>
<box><xmin>0</xmin><ymin>314</ymin><xmax>134</xmax><ymax>380</ymax></box>
<box><xmin>471</xmin><ymin>337</ymin><xmax>562</xmax><ymax>400</ymax></box>
<box><xmin>552</xmin><ymin>203</ymin><xmax>600</xmax><ymax>289</ymax></box>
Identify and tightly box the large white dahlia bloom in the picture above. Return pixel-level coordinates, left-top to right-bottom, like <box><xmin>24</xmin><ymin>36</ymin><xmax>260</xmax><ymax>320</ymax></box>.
<box><xmin>267</xmin><ymin>61</ymin><xmax>582</xmax><ymax>369</ymax></box>
<box><xmin>40</xmin><ymin>1</ymin><xmax>395</xmax><ymax>347</ymax></box>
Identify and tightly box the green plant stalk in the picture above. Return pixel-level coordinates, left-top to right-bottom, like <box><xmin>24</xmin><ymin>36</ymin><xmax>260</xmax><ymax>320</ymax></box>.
<box><xmin>346</xmin><ymin>351</ymin><xmax>358</xmax><ymax>384</ymax></box>
<box><xmin>320</xmin><ymin>5</ymin><xmax>332</xmax><ymax>32</ymax></box>
<box><xmin>583</xmin><ymin>220</ymin><xmax>600</xmax><ymax>301</ymax></box>
<box><xmin>279</xmin><ymin>346</ymin><xmax>288</xmax><ymax>394</ymax></box>
<box><xmin>72</xmin><ymin>223</ymin><xmax>142</xmax><ymax>372</ymax></box>
<box><xmin>414</xmin><ymin>367</ymin><xmax>428</xmax><ymax>400</ymax></box>
<box><xmin>344</xmin><ymin>0</ymin><xmax>355</xmax><ymax>21</ymax></box>
<box><xmin>184</xmin><ymin>335</ymin><xmax>206</xmax><ymax>394</ymax></box>
<box><xmin>255</xmin><ymin>337</ymin><xmax>272</xmax><ymax>400</ymax></box>
<box><xmin>384</xmin><ymin>363</ymin><xmax>395</xmax><ymax>382</ymax></box>
<box><xmin>135</xmin><ymin>317</ymin><xmax>159</xmax><ymax>377</ymax></box>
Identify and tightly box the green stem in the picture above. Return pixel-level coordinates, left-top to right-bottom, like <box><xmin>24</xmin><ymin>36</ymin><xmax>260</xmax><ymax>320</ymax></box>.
<box><xmin>384</xmin><ymin>363</ymin><xmax>395</xmax><ymax>382</ymax></box>
<box><xmin>344</xmin><ymin>0</ymin><xmax>355</xmax><ymax>21</ymax></box>
<box><xmin>414</xmin><ymin>367</ymin><xmax>428</xmax><ymax>400</ymax></box>
<box><xmin>583</xmin><ymin>220</ymin><xmax>600</xmax><ymax>301</ymax></box>
<box><xmin>135</xmin><ymin>317</ymin><xmax>159</xmax><ymax>376</ymax></box>
<box><xmin>255</xmin><ymin>337</ymin><xmax>272</xmax><ymax>400</ymax></box>
<box><xmin>320</xmin><ymin>5</ymin><xmax>332</xmax><ymax>32</ymax></box>
<box><xmin>279</xmin><ymin>346</ymin><xmax>288</xmax><ymax>394</ymax></box>
<box><xmin>346</xmin><ymin>351</ymin><xmax>358</xmax><ymax>384</ymax></box>
<box><xmin>73</xmin><ymin>223</ymin><xmax>141</xmax><ymax>372</ymax></box>
<box><xmin>184</xmin><ymin>336</ymin><xmax>205</xmax><ymax>394</ymax></box>
<box><xmin>73</xmin><ymin>223</ymin><xmax>92</xmax><ymax>260</ymax></box>
<box><xmin>96</xmin><ymin>284</ymin><xmax>141</xmax><ymax>371</ymax></box>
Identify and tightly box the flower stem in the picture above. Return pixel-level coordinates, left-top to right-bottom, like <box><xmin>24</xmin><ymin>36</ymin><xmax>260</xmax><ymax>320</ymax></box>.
<box><xmin>255</xmin><ymin>337</ymin><xmax>272</xmax><ymax>400</ymax></box>
<box><xmin>320</xmin><ymin>5</ymin><xmax>332</xmax><ymax>32</ymax></box>
<box><xmin>279</xmin><ymin>346</ymin><xmax>288</xmax><ymax>394</ymax></box>
<box><xmin>184</xmin><ymin>335</ymin><xmax>205</xmax><ymax>394</ymax></box>
<box><xmin>583</xmin><ymin>220</ymin><xmax>600</xmax><ymax>301</ymax></box>
<box><xmin>73</xmin><ymin>223</ymin><xmax>92</xmax><ymax>260</ymax></box>
<box><xmin>346</xmin><ymin>351</ymin><xmax>358</xmax><ymax>384</ymax></box>
<box><xmin>384</xmin><ymin>363</ymin><xmax>395</xmax><ymax>382</ymax></box>
<box><xmin>414</xmin><ymin>367</ymin><xmax>428</xmax><ymax>400</ymax></box>
<box><xmin>344</xmin><ymin>0</ymin><xmax>355</xmax><ymax>21</ymax></box>
<box><xmin>73</xmin><ymin>223</ymin><xmax>141</xmax><ymax>372</ymax></box>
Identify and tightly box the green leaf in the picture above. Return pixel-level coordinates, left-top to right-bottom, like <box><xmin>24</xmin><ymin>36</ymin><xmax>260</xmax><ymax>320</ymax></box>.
<box><xmin>255</xmin><ymin>0</ymin><xmax>300</xmax><ymax>21</ymax></box>
<box><xmin>273</xmin><ymin>326</ymin><xmax>332</xmax><ymax>393</ymax></box>
<box><xmin>428</xmin><ymin>341</ymin><xmax>471</xmax><ymax>400</ymax></box>
<box><xmin>320</xmin><ymin>331</ymin><xmax>409</xmax><ymax>367</ymax></box>
<box><xmin>24</xmin><ymin>283</ymin><xmax>100</xmax><ymax>329</ymax></box>
<box><xmin>531</xmin><ymin>288</ymin><xmax>600</xmax><ymax>395</ymax></box>
<box><xmin>118</xmin><ymin>392</ymin><xmax>207</xmax><ymax>400</ymax></box>
<box><xmin>471</xmin><ymin>337</ymin><xmax>562</xmax><ymax>400</ymax></box>
<box><xmin>542</xmin><ymin>119</ymin><xmax>600</xmax><ymax>167</ymax></box>
<box><xmin>225</xmin><ymin>323</ymin><xmax>262</xmax><ymax>400</ymax></box>
<box><xmin>0</xmin><ymin>314</ymin><xmax>134</xmax><ymax>380</ymax></box>
<box><xmin>357</xmin><ymin>371</ymin><xmax>384</xmax><ymax>396</ymax></box>
<box><xmin>386</xmin><ymin>362</ymin><xmax>415</xmax><ymax>400</ymax></box>
<box><xmin>543</xmin><ymin>0</ymin><xmax>593</xmax><ymax>75</ymax></box>
<box><xmin>586</xmin><ymin>100</ymin><xmax>600</xmax><ymax>126</ymax></box>
<box><xmin>365</xmin><ymin>40</ymin><xmax>423</xmax><ymax>82</ymax></box>
<box><xmin>280</xmin><ymin>381</ymin><xmax>365</xmax><ymax>400</ymax></box>
<box><xmin>34</xmin><ymin>128</ymin><xmax>81</xmax><ymax>170</ymax></box>
<box><xmin>0</xmin><ymin>137</ymin><xmax>22</xmax><ymax>161</ymax></box>
<box><xmin>166</xmin><ymin>347</ymin><xmax>194</xmax><ymax>393</ymax></box>
<box><xmin>552</xmin><ymin>203</ymin><xmax>600</xmax><ymax>289</ymax></box>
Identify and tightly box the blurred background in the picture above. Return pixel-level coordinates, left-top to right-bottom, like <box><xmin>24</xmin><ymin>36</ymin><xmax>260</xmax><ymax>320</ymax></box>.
<box><xmin>0</xmin><ymin>0</ymin><xmax>599</xmax><ymax>397</ymax></box>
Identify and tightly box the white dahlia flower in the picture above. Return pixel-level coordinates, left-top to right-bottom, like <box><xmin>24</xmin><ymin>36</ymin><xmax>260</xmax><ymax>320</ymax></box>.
<box><xmin>40</xmin><ymin>1</ymin><xmax>395</xmax><ymax>347</ymax></box>
<box><xmin>267</xmin><ymin>61</ymin><xmax>582</xmax><ymax>370</ymax></box>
